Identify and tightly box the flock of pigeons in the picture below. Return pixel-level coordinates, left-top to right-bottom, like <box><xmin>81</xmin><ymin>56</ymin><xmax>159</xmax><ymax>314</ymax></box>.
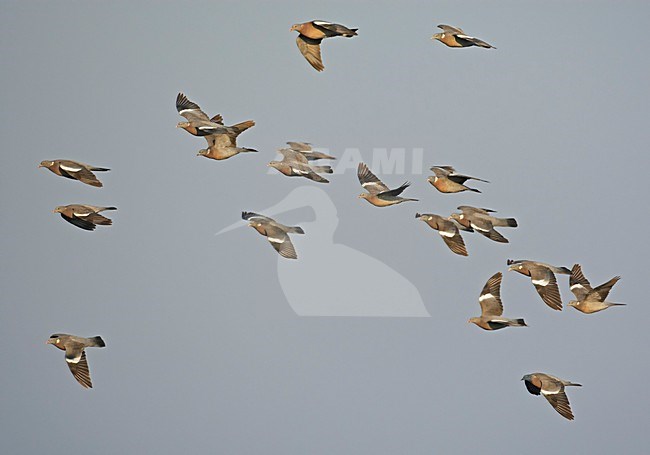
<box><xmin>38</xmin><ymin>20</ymin><xmax>625</xmax><ymax>422</ymax></box>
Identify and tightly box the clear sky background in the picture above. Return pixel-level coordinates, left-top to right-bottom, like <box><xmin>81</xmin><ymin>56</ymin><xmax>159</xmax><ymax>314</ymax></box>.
<box><xmin>1</xmin><ymin>1</ymin><xmax>649</xmax><ymax>454</ymax></box>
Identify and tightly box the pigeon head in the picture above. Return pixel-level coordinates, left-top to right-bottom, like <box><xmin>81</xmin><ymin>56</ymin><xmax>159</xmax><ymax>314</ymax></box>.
<box><xmin>46</xmin><ymin>334</ymin><xmax>63</xmax><ymax>346</ymax></box>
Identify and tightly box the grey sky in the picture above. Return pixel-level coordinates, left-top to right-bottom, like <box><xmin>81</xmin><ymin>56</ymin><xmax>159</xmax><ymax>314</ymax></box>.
<box><xmin>1</xmin><ymin>1</ymin><xmax>649</xmax><ymax>454</ymax></box>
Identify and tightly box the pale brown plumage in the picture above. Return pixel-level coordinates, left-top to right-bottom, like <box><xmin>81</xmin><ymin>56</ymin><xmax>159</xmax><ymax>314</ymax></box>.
<box><xmin>197</xmin><ymin>119</ymin><xmax>257</xmax><ymax>161</ymax></box>
<box><xmin>450</xmin><ymin>206</ymin><xmax>517</xmax><ymax>243</ymax></box>
<box><xmin>52</xmin><ymin>205</ymin><xmax>117</xmax><ymax>231</ymax></box>
<box><xmin>46</xmin><ymin>334</ymin><xmax>105</xmax><ymax>389</ymax></box>
<box><xmin>415</xmin><ymin>213</ymin><xmax>468</xmax><ymax>256</ymax></box>
<box><xmin>39</xmin><ymin>160</ymin><xmax>110</xmax><ymax>187</ymax></box>
<box><xmin>432</xmin><ymin>24</ymin><xmax>496</xmax><ymax>49</ymax></box>
<box><xmin>428</xmin><ymin>166</ymin><xmax>488</xmax><ymax>194</ymax></box>
<box><xmin>357</xmin><ymin>162</ymin><xmax>418</xmax><ymax>207</ymax></box>
<box><xmin>291</xmin><ymin>20</ymin><xmax>358</xmax><ymax>72</ymax></box>
<box><xmin>286</xmin><ymin>142</ymin><xmax>336</xmax><ymax>161</ymax></box>
<box><xmin>508</xmin><ymin>260</ymin><xmax>571</xmax><ymax>311</ymax></box>
<box><xmin>468</xmin><ymin>272</ymin><xmax>527</xmax><ymax>330</ymax></box>
<box><xmin>242</xmin><ymin>212</ymin><xmax>305</xmax><ymax>259</ymax></box>
<box><xmin>522</xmin><ymin>373</ymin><xmax>581</xmax><ymax>420</ymax></box>
<box><xmin>176</xmin><ymin>92</ymin><xmax>228</xmax><ymax>136</ymax></box>
<box><xmin>568</xmin><ymin>264</ymin><xmax>624</xmax><ymax>314</ymax></box>
<box><xmin>268</xmin><ymin>149</ymin><xmax>332</xmax><ymax>183</ymax></box>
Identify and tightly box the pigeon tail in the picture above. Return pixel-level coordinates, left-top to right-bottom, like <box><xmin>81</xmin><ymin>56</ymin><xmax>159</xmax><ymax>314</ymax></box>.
<box><xmin>312</xmin><ymin>165</ymin><xmax>333</xmax><ymax>174</ymax></box>
<box><xmin>90</xmin><ymin>336</ymin><xmax>106</xmax><ymax>347</ymax></box>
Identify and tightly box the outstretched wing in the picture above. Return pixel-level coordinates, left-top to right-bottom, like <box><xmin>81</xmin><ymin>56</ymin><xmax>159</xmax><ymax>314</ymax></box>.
<box><xmin>66</xmin><ymin>349</ymin><xmax>93</xmax><ymax>389</ymax></box>
<box><xmin>437</xmin><ymin>219</ymin><xmax>468</xmax><ymax>256</ymax></box>
<box><xmin>456</xmin><ymin>34</ymin><xmax>495</xmax><ymax>49</ymax></box>
<box><xmin>430</xmin><ymin>166</ymin><xmax>452</xmax><ymax>178</ymax></box>
<box><xmin>543</xmin><ymin>391</ymin><xmax>574</xmax><ymax>420</ymax></box>
<box><xmin>569</xmin><ymin>264</ymin><xmax>592</xmax><ymax>300</ymax></box>
<box><xmin>438</xmin><ymin>24</ymin><xmax>465</xmax><ymax>34</ymax></box>
<box><xmin>448</xmin><ymin>173</ymin><xmax>489</xmax><ymax>184</ymax></box>
<box><xmin>479</xmin><ymin>272</ymin><xmax>503</xmax><ymax>316</ymax></box>
<box><xmin>176</xmin><ymin>92</ymin><xmax>210</xmax><ymax>122</ymax></box>
<box><xmin>531</xmin><ymin>269</ymin><xmax>563</xmax><ymax>310</ymax></box>
<box><xmin>242</xmin><ymin>212</ymin><xmax>275</xmax><ymax>224</ymax></box>
<box><xmin>278</xmin><ymin>149</ymin><xmax>309</xmax><ymax>164</ymax></box>
<box><xmin>296</xmin><ymin>35</ymin><xmax>324</xmax><ymax>72</ymax></box>
<box><xmin>60</xmin><ymin>213</ymin><xmax>96</xmax><ymax>231</ymax></box>
<box><xmin>286</xmin><ymin>141</ymin><xmax>312</xmax><ymax>151</ymax></box>
<box><xmin>358</xmin><ymin>163</ymin><xmax>389</xmax><ymax>194</ymax></box>
<box><xmin>266</xmin><ymin>226</ymin><xmax>298</xmax><ymax>259</ymax></box>
<box><xmin>312</xmin><ymin>21</ymin><xmax>357</xmax><ymax>37</ymax></box>
<box><xmin>592</xmin><ymin>276</ymin><xmax>621</xmax><ymax>302</ymax></box>
<box><xmin>58</xmin><ymin>162</ymin><xmax>103</xmax><ymax>187</ymax></box>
